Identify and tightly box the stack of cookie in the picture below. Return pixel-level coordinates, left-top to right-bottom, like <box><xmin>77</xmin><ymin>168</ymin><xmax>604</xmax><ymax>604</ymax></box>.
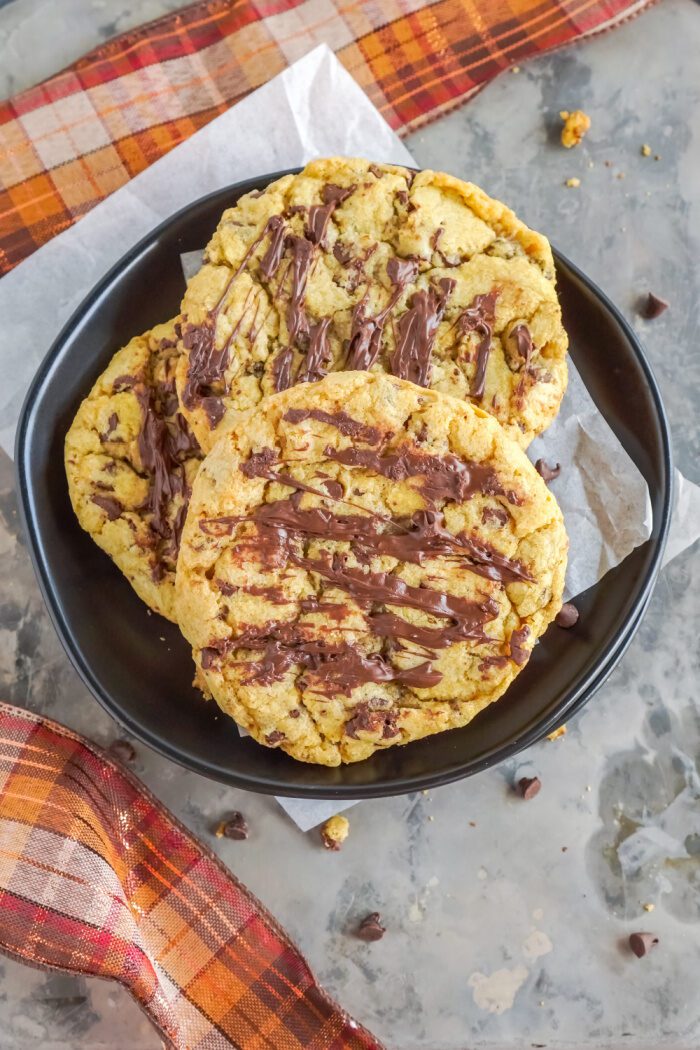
<box><xmin>65</xmin><ymin>158</ymin><xmax>569</xmax><ymax>767</ymax></box>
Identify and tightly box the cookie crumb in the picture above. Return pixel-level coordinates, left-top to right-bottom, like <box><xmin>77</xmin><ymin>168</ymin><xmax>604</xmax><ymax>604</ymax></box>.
<box><xmin>642</xmin><ymin>902</ymin><xmax>655</xmax><ymax>912</ymax></box>
<box><xmin>629</xmin><ymin>932</ymin><xmax>658</xmax><ymax>958</ymax></box>
<box><xmin>641</xmin><ymin>144</ymin><xmax>652</xmax><ymax>157</ymax></box>
<box><xmin>215</xmin><ymin>812</ymin><xmax>249</xmax><ymax>840</ymax></box>
<box><xmin>654</xmin><ymin>154</ymin><xmax>661</xmax><ymax>161</ymax></box>
<box><xmin>565</xmin><ymin>177</ymin><xmax>581</xmax><ymax>188</ymax></box>
<box><xmin>511</xmin><ymin>65</ymin><xmax>521</xmax><ymax>73</ymax></box>
<box><xmin>321</xmin><ymin>814</ymin><xmax>350</xmax><ymax>851</ymax></box>
<box><xmin>356</xmin><ymin>912</ymin><xmax>385</xmax><ymax>941</ymax></box>
<box><xmin>560</xmin><ymin>110</ymin><xmax>591</xmax><ymax>148</ymax></box>
<box><xmin>108</xmin><ymin>739</ymin><xmax>136</xmax><ymax>763</ymax></box>
<box><xmin>547</xmin><ymin>725</ymin><xmax>567</xmax><ymax>741</ymax></box>
<box><xmin>516</xmin><ymin>776</ymin><xmax>541</xmax><ymax>800</ymax></box>
<box><xmin>561</xmin><ymin>846</ymin><xmax>568</xmax><ymax>852</ymax></box>
<box><xmin>615</xmin><ymin>172</ymin><xmax>626</xmax><ymax>180</ymax></box>
<box><xmin>469</xmin><ymin>821</ymin><xmax>477</xmax><ymax>827</ymax></box>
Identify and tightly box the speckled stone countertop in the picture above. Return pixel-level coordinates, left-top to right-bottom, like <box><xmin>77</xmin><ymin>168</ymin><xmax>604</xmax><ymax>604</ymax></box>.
<box><xmin>1</xmin><ymin>1</ymin><xmax>699</xmax><ymax>1047</ymax></box>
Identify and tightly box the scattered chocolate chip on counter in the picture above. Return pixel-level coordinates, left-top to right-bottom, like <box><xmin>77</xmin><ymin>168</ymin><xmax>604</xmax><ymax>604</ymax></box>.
<box><xmin>535</xmin><ymin>459</ymin><xmax>561</xmax><ymax>482</ymax></box>
<box><xmin>629</xmin><ymin>932</ymin><xmax>658</xmax><ymax>958</ymax></box>
<box><xmin>517</xmin><ymin>776</ymin><xmax>542</xmax><ymax>800</ymax></box>
<box><xmin>560</xmin><ymin>109</ymin><xmax>591</xmax><ymax>148</ymax></box>
<box><xmin>642</xmin><ymin>292</ymin><xmax>669</xmax><ymax>319</ymax></box>
<box><xmin>108</xmin><ymin>739</ymin><xmax>136</xmax><ymax>763</ymax></box>
<box><xmin>215</xmin><ymin>812</ymin><xmax>249</xmax><ymax>840</ymax></box>
<box><xmin>555</xmin><ymin>602</ymin><xmax>580</xmax><ymax>629</ymax></box>
<box><xmin>321</xmin><ymin>814</ymin><xmax>350</xmax><ymax>851</ymax></box>
<box><xmin>356</xmin><ymin>912</ymin><xmax>386</xmax><ymax>941</ymax></box>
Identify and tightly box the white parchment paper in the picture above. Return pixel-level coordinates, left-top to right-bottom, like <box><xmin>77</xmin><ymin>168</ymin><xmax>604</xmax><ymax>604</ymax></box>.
<box><xmin>0</xmin><ymin>45</ymin><xmax>697</xmax><ymax>831</ymax></box>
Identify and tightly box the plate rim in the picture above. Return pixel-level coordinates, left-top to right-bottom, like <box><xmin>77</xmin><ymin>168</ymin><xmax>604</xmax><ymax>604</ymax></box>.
<box><xmin>14</xmin><ymin>172</ymin><xmax>673</xmax><ymax>799</ymax></box>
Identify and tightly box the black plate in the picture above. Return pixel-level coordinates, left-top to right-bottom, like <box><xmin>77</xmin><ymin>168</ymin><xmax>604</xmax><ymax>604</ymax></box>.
<box><xmin>15</xmin><ymin>172</ymin><xmax>672</xmax><ymax>799</ymax></box>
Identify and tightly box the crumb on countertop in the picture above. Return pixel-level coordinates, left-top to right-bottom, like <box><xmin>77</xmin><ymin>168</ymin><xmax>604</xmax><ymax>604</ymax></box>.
<box><xmin>547</xmin><ymin>725</ymin><xmax>567</xmax><ymax>742</ymax></box>
<box><xmin>321</xmin><ymin>814</ymin><xmax>350</xmax><ymax>850</ymax></box>
<box><xmin>565</xmin><ymin>177</ymin><xmax>581</xmax><ymax>188</ymax></box>
<box><xmin>560</xmin><ymin>109</ymin><xmax>591</xmax><ymax>148</ymax></box>
<box><xmin>641</xmin><ymin>144</ymin><xmax>652</xmax><ymax>157</ymax></box>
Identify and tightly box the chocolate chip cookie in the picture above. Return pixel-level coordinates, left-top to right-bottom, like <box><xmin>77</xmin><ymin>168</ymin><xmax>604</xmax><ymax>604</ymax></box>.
<box><xmin>176</xmin><ymin>157</ymin><xmax>568</xmax><ymax>453</ymax></box>
<box><xmin>65</xmin><ymin>318</ymin><xmax>202</xmax><ymax>621</ymax></box>
<box><xmin>175</xmin><ymin>371</ymin><xmax>567</xmax><ymax>765</ymax></box>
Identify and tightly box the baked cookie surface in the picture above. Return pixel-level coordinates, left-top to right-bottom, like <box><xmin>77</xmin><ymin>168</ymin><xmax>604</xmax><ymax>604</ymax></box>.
<box><xmin>177</xmin><ymin>157</ymin><xmax>568</xmax><ymax>452</ymax></box>
<box><xmin>65</xmin><ymin>318</ymin><xmax>202</xmax><ymax>621</ymax></box>
<box><xmin>175</xmin><ymin>372</ymin><xmax>568</xmax><ymax>766</ymax></box>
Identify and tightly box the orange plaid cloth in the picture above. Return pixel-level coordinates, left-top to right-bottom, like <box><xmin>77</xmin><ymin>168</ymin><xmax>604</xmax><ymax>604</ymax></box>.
<box><xmin>0</xmin><ymin>702</ymin><xmax>381</xmax><ymax>1049</ymax></box>
<box><xmin>0</xmin><ymin>0</ymin><xmax>654</xmax><ymax>275</ymax></box>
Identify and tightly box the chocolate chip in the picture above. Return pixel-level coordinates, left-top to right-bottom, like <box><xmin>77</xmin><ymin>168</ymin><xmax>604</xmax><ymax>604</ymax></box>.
<box><xmin>108</xmin><ymin>739</ymin><xmax>136</xmax><ymax>763</ymax></box>
<box><xmin>642</xmin><ymin>293</ymin><xmax>668</xmax><ymax>319</ymax></box>
<box><xmin>215</xmin><ymin>813</ymin><xmax>249</xmax><ymax>840</ymax></box>
<box><xmin>556</xmin><ymin>602</ymin><xmax>579</xmax><ymax>629</ymax></box>
<box><xmin>516</xmin><ymin>776</ymin><xmax>541</xmax><ymax>800</ymax></box>
<box><xmin>265</xmin><ymin>730</ymin><xmax>285</xmax><ymax>745</ymax></box>
<box><xmin>629</xmin><ymin>932</ymin><xmax>658</xmax><ymax>958</ymax></box>
<box><xmin>535</xmin><ymin>459</ymin><xmax>561</xmax><ymax>482</ymax></box>
<box><xmin>91</xmin><ymin>494</ymin><xmax>123</xmax><ymax>521</ymax></box>
<box><xmin>356</xmin><ymin>912</ymin><xmax>385</xmax><ymax>941</ymax></box>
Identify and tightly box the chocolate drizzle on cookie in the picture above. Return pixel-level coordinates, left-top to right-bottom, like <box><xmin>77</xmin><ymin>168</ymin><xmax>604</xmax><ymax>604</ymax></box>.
<box><xmin>323</xmin><ymin>445</ymin><xmax>520</xmax><ymax>506</ymax></box>
<box><xmin>183</xmin><ymin>216</ymin><xmax>283</xmax><ymax>416</ymax></box>
<box><xmin>452</xmin><ymin>290</ymin><xmax>499</xmax><ymax>400</ymax></box>
<box><xmin>195</xmin><ymin>424</ymin><xmax>537</xmax><ymax>698</ymax></box>
<box><xmin>346</xmin><ymin>258</ymin><xmax>419</xmax><ymax>370</ymax></box>
<box><xmin>390</xmin><ymin>278</ymin><xmax>455</xmax><ymax>386</ymax></box>
<box><xmin>283</xmin><ymin>408</ymin><xmax>383</xmax><ymax>445</ymax></box>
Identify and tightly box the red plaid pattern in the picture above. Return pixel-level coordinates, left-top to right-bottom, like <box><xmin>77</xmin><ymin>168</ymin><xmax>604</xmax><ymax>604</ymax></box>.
<box><xmin>0</xmin><ymin>0</ymin><xmax>655</xmax><ymax>274</ymax></box>
<box><xmin>0</xmin><ymin>703</ymin><xmax>382</xmax><ymax>1049</ymax></box>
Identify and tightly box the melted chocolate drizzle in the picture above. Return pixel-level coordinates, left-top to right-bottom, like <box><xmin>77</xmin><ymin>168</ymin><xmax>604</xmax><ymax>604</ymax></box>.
<box><xmin>324</xmin><ymin>445</ymin><xmax>517</xmax><ymax>506</ymax></box>
<box><xmin>282</xmin><ymin>408</ymin><xmax>382</xmax><ymax>445</ymax></box>
<box><xmin>390</xmin><ymin>278</ymin><xmax>455</xmax><ymax>386</ymax></box>
<box><xmin>288</xmin><ymin>550</ymin><xmax>499</xmax><ymax>625</ymax></box>
<box><xmin>272</xmin><ymin>348</ymin><xmax>294</xmax><ymax>392</ymax></box>
<box><xmin>454</xmin><ymin>290</ymin><xmax>499</xmax><ymax>400</ymax></box>
<box><xmin>200</xmin><ymin>433</ymin><xmax>536</xmax><ymax>694</ymax></box>
<box><xmin>346</xmin><ymin>258</ymin><xmax>419</xmax><ymax>370</ymax></box>
<box><xmin>182</xmin><ymin>216</ymin><xmax>282</xmax><ymax>417</ymax></box>
<box><xmin>284</xmin><ymin>235</ymin><xmax>313</xmax><ymax>348</ymax></box>
<box><xmin>259</xmin><ymin>215</ymin><xmax>286</xmax><ymax>278</ymax></box>
<box><xmin>296</xmin><ymin>318</ymin><xmax>332</xmax><ymax>384</ymax></box>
